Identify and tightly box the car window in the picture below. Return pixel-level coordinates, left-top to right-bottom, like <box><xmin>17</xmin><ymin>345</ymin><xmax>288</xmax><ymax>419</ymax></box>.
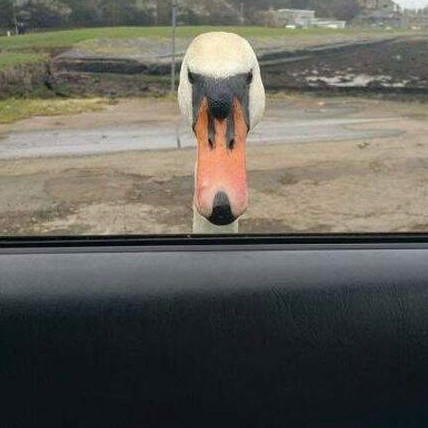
<box><xmin>0</xmin><ymin>0</ymin><xmax>427</xmax><ymax>235</ymax></box>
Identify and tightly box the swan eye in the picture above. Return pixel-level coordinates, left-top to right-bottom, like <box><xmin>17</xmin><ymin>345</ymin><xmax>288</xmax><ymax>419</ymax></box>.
<box><xmin>188</xmin><ymin>70</ymin><xmax>195</xmax><ymax>84</ymax></box>
<box><xmin>247</xmin><ymin>71</ymin><xmax>253</xmax><ymax>85</ymax></box>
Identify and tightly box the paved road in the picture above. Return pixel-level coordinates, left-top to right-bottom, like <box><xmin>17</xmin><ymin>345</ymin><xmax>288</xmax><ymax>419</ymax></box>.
<box><xmin>0</xmin><ymin>116</ymin><xmax>402</xmax><ymax>160</ymax></box>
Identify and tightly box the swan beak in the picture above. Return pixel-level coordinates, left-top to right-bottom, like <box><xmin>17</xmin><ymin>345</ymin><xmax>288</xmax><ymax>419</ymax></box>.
<box><xmin>193</xmin><ymin>98</ymin><xmax>248</xmax><ymax>226</ymax></box>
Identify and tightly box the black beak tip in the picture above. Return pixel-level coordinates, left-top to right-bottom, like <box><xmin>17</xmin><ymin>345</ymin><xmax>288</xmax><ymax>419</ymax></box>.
<box><xmin>208</xmin><ymin>191</ymin><xmax>236</xmax><ymax>226</ymax></box>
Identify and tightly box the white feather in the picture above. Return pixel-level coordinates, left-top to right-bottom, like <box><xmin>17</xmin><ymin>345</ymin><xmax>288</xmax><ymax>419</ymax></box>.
<box><xmin>178</xmin><ymin>32</ymin><xmax>265</xmax><ymax>130</ymax></box>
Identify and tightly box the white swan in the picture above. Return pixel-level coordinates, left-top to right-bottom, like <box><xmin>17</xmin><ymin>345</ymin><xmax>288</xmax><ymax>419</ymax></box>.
<box><xmin>178</xmin><ymin>32</ymin><xmax>265</xmax><ymax>234</ymax></box>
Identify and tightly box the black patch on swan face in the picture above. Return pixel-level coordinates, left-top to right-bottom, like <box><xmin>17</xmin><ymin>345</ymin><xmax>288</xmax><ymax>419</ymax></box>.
<box><xmin>190</xmin><ymin>72</ymin><xmax>251</xmax><ymax>138</ymax></box>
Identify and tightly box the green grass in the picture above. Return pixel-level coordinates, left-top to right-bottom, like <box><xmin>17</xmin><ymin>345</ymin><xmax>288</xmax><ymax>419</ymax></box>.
<box><xmin>0</xmin><ymin>25</ymin><xmax>420</xmax><ymax>70</ymax></box>
<box><xmin>0</xmin><ymin>25</ymin><xmax>411</xmax><ymax>52</ymax></box>
<box><xmin>0</xmin><ymin>98</ymin><xmax>113</xmax><ymax>123</ymax></box>
<box><xmin>0</xmin><ymin>25</ymin><xmax>423</xmax><ymax>99</ymax></box>
<box><xmin>0</xmin><ymin>25</ymin><xmax>351</xmax><ymax>70</ymax></box>
<box><xmin>0</xmin><ymin>52</ymin><xmax>47</xmax><ymax>69</ymax></box>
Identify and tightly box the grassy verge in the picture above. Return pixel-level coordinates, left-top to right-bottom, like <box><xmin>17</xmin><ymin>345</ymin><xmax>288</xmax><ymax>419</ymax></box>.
<box><xmin>0</xmin><ymin>52</ymin><xmax>47</xmax><ymax>69</ymax></box>
<box><xmin>0</xmin><ymin>26</ymin><xmax>327</xmax><ymax>51</ymax></box>
<box><xmin>0</xmin><ymin>26</ymin><xmax>424</xmax><ymax>98</ymax></box>
<box><xmin>1</xmin><ymin>25</ymin><xmax>416</xmax><ymax>52</ymax></box>
<box><xmin>0</xmin><ymin>25</ymin><xmax>418</xmax><ymax>71</ymax></box>
<box><xmin>0</xmin><ymin>98</ymin><xmax>113</xmax><ymax>123</ymax></box>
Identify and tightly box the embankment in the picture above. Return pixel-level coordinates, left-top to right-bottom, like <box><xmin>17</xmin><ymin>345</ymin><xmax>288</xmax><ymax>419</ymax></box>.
<box><xmin>0</xmin><ymin>60</ymin><xmax>50</xmax><ymax>98</ymax></box>
<box><xmin>1</xmin><ymin>33</ymin><xmax>427</xmax><ymax>98</ymax></box>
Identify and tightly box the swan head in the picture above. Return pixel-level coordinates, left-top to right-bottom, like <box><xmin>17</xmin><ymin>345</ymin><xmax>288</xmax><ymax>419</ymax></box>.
<box><xmin>178</xmin><ymin>32</ymin><xmax>265</xmax><ymax>226</ymax></box>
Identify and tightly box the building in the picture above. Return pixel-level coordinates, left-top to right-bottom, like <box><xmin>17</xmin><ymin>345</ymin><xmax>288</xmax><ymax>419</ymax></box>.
<box><xmin>358</xmin><ymin>0</ymin><xmax>400</xmax><ymax>12</ymax></box>
<box><xmin>257</xmin><ymin>8</ymin><xmax>346</xmax><ymax>29</ymax></box>
<box><xmin>312</xmin><ymin>19</ymin><xmax>347</xmax><ymax>29</ymax></box>
<box><xmin>354</xmin><ymin>0</ymin><xmax>404</xmax><ymax>27</ymax></box>
<box><xmin>258</xmin><ymin>9</ymin><xmax>316</xmax><ymax>28</ymax></box>
<box><xmin>277</xmin><ymin>9</ymin><xmax>316</xmax><ymax>27</ymax></box>
<box><xmin>403</xmin><ymin>8</ymin><xmax>428</xmax><ymax>29</ymax></box>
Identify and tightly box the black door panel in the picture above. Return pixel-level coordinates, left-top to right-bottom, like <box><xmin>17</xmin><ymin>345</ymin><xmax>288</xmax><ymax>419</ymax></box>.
<box><xmin>1</xmin><ymin>236</ymin><xmax>428</xmax><ymax>427</ymax></box>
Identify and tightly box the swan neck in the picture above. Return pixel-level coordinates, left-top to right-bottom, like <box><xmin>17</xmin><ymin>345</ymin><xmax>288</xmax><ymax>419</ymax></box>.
<box><xmin>192</xmin><ymin>208</ymin><xmax>239</xmax><ymax>234</ymax></box>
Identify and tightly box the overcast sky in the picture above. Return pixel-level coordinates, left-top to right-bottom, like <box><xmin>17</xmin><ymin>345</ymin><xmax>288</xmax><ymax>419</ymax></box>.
<box><xmin>395</xmin><ymin>0</ymin><xmax>428</xmax><ymax>8</ymax></box>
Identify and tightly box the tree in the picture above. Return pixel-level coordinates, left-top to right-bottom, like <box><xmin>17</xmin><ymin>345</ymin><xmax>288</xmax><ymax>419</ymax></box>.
<box><xmin>62</xmin><ymin>0</ymin><xmax>103</xmax><ymax>27</ymax></box>
<box><xmin>98</xmin><ymin>0</ymin><xmax>151</xmax><ymax>26</ymax></box>
<box><xmin>288</xmin><ymin>0</ymin><xmax>361</xmax><ymax>20</ymax></box>
<box><xmin>308</xmin><ymin>0</ymin><xmax>361</xmax><ymax>20</ymax></box>
<box><xmin>0</xmin><ymin>0</ymin><xmax>15</xmax><ymax>29</ymax></box>
<box><xmin>227</xmin><ymin>0</ymin><xmax>277</xmax><ymax>23</ymax></box>
<box><xmin>15</xmin><ymin>0</ymin><xmax>72</xmax><ymax>28</ymax></box>
<box><xmin>179</xmin><ymin>0</ymin><xmax>240</xmax><ymax>25</ymax></box>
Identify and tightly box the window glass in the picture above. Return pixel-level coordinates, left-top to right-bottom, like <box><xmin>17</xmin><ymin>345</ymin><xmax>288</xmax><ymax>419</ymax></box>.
<box><xmin>0</xmin><ymin>0</ymin><xmax>427</xmax><ymax>235</ymax></box>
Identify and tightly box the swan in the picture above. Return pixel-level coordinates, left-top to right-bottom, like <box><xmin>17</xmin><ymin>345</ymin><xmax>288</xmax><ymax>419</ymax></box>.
<box><xmin>178</xmin><ymin>32</ymin><xmax>265</xmax><ymax>234</ymax></box>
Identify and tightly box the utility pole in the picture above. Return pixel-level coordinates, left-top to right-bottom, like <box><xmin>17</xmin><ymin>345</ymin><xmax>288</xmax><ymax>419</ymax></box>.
<box><xmin>170</xmin><ymin>0</ymin><xmax>177</xmax><ymax>93</ymax></box>
<box><xmin>240</xmin><ymin>2</ymin><xmax>244</xmax><ymax>25</ymax></box>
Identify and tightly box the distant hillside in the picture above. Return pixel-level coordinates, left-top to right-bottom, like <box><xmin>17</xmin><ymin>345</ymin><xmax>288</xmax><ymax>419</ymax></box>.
<box><xmin>0</xmin><ymin>0</ymin><xmax>365</xmax><ymax>30</ymax></box>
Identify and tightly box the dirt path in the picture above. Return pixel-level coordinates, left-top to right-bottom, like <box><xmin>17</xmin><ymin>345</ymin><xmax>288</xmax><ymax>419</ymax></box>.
<box><xmin>0</xmin><ymin>98</ymin><xmax>403</xmax><ymax>159</ymax></box>
<box><xmin>0</xmin><ymin>95</ymin><xmax>427</xmax><ymax>235</ymax></box>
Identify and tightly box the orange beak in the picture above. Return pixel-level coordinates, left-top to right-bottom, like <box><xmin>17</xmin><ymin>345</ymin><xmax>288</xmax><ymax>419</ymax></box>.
<box><xmin>193</xmin><ymin>98</ymin><xmax>248</xmax><ymax>225</ymax></box>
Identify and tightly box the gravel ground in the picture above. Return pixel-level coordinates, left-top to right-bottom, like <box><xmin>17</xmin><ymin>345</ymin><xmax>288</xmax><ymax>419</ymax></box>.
<box><xmin>0</xmin><ymin>94</ymin><xmax>427</xmax><ymax>236</ymax></box>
